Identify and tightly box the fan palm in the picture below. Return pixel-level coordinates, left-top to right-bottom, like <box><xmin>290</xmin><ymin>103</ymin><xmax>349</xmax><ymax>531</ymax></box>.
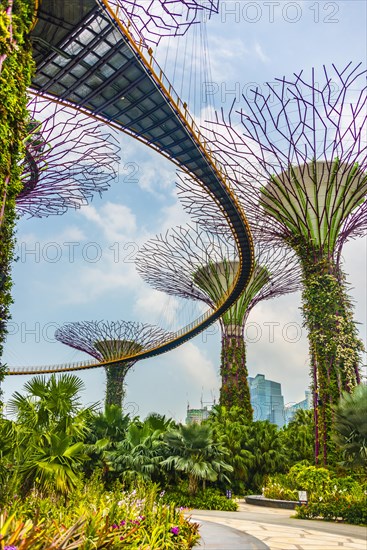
<box><xmin>7</xmin><ymin>374</ymin><xmax>94</xmax><ymax>496</ymax></box>
<box><xmin>333</xmin><ymin>384</ymin><xmax>367</xmax><ymax>468</ymax></box>
<box><xmin>111</xmin><ymin>414</ymin><xmax>172</xmax><ymax>483</ymax></box>
<box><xmin>162</xmin><ymin>423</ymin><xmax>232</xmax><ymax>495</ymax></box>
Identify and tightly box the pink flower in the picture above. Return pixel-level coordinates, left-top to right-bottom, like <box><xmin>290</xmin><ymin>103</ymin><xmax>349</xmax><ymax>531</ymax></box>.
<box><xmin>170</xmin><ymin>526</ymin><xmax>180</xmax><ymax>536</ymax></box>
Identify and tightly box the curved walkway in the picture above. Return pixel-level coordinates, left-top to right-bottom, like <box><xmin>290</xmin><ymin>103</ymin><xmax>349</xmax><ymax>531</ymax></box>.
<box><xmin>193</xmin><ymin>519</ymin><xmax>269</xmax><ymax>549</ymax></box>
<box><xmin>191</xmin><ymin>501</ymin><xmax>366</xmax><ymax>550</ymax></box>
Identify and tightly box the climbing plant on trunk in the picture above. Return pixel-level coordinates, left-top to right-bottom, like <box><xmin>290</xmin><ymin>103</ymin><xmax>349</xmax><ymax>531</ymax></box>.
<box><xmin>0</xmin><ymin>0</ymin><xmax>35</xmax><ymax>360</ymax></box>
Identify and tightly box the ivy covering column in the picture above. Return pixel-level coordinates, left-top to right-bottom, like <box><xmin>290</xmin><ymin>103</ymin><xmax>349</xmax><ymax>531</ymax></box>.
<box><xmin>0</xmin><ymin>0</ymin><xmax>35</xmax><ymax>360</ymax></box>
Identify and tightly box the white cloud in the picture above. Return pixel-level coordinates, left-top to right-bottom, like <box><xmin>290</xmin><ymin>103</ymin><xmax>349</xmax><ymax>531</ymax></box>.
<box><xmin>174</xmin><ymin>341</ymin><xmax>218</xmax><ymax>389</ymax></box>
<box><xmin>81</xmin><ymin>202</ymin><xmax>137</xmax><ymax>241</ymax></box>
<box><xmin>254</xmin><ymin>42</ymin><xmax>269</xmax><ymax>63</ymax></box>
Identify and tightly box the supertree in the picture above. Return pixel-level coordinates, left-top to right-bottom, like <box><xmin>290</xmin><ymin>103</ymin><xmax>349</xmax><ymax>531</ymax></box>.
<box><xmin>55</xmin><ymin>321</ymin><xmax>170</xmax><ymax>408</ymax></box>
<box><xmin>136</xmin><ymin>224</ymin><xmax>301</xmax><ymax>418</ymax></box>
<box><xmin>105</xmin><ymin>0</ymin><xmax>219</xmax><ymax>45</ymax></box>
<box><xmin>179</xmin><ymin>63</ymin><xmax>367</xmax><ymax>463</ymax></box>
<box><xmin>16</xmin><ymin>95</ymin><xmax>120</xmax><ymax>218</ymax></box>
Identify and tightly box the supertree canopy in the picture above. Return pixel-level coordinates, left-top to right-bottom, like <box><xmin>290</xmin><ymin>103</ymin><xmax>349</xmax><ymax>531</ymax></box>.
<box><xmin>183</xmin><ymin>63</ymin><xmax>367</xmax><ymax>464</ymax></box>
<box><xmin>136</xmin><ymin>224</ymin><xmax>301</xmax><ymax>416</ymax></box>
<box><xmin>16</xmin><ymin>96</ymin><xmax>120</xmax><ymax>218</ymax></box>
<box><xmin>105</xmin><ymin>0</ymin><xmax>219</xmax><ymax>45</ymax></box>
<box><xmin>55</xmin><ymin>321</ymin><xmax>171</xmax><ymax>408</ymax></box>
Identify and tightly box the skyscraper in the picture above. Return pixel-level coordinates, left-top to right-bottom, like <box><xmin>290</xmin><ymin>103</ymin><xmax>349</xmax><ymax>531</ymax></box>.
<box><xmin>248</xmin><ymin>374</ymin><xmax>285</xmax><ymax>428</ymax></box>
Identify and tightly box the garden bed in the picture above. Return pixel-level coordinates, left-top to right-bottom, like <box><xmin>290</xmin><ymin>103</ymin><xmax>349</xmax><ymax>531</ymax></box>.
<box><xmin>245</xmin><ymin>495</ymin><xmax>300</xmax><ymax>510</ymax></box>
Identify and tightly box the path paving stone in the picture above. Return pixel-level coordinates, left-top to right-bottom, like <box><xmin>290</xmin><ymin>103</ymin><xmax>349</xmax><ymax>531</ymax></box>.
<box><xmin>189</xmin><ymin>501</ymin><xmax>367</xmax><ymax>550</ymax></box>
<box><xmin>192</xmin><ymin>519</ymin><xmax>269</xmax><ymax>549</ymax></box>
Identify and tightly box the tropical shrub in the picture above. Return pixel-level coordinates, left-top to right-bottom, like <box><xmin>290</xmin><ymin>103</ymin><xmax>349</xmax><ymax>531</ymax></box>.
<box><xmin>1</xmin><ymin>482</ymin><xmax>200</xmax><ymax>549</ymax></box>
<box><xmin>333</xmin><ymin>384</ymin><xmax>367</xmax><ymax>469</ymax></box>
<box><xmin>263</xmin><ymin>463</ymin><xmax>367</xmax><ymax>524</ymax></box>
<box><xmin>281</xmin><ymin>409</ymin><xmax>314</xmax><ymax>464</ymax></box>
<box><xmin>262</xmin><ymin>474</ymin><xmax>298</xmax><ymax>501</ymax></box>
<box><xmin>163</xmin><ymin>485</ymin><xmax>238</xmax><ymax>511</ymax></box>
<box><xmin>295</xmin><ymin>500</ymin><xmax>367</xmax><ymax>525</ymax></box>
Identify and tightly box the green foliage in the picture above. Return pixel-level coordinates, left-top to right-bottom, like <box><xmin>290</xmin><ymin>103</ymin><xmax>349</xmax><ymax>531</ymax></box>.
<box><xmin>263</xmin><ymin>473</ymin><xmax>299</xmax><ymax>501</ymax></box>
<box><xmin>299</xmin><ymin>252</ymin><xmax>364</xmax><ymax>465</ymax></box>
<box><xmin>111</xmin><ymin>413</ymin><xmax>172</xmax><ymax>485</ymax></box>
<box><xmin>162</xmin><ymin>422</ymin><xmax>233</xmax><ymax>495</ymax></box>
<box><xmin>3</xmin><ymin>374</ymin><xmax>95</xmax><ymax>498</ymax></box>
<box><xmin>263</xmin><ymin>463</ymin><xmax>367</xmax><ymax>525</ymax></box>
<box><xmin>208</xmin><ymin>407</ymin><xmax>288</xmax><ymax>493</ymax></box>
<box><xmin>295</xmin><ymin>500</ymin><xmax>367</xmax><ymax>526</ymax></box>
<box><xmin>0</xmin><ymin>0</ymin><xmax>35</xmax><ymax>360</ymax></box>
<box><xmin>219</xmin><ymin>332</ymin><xmax>252</xmax><ymax>419</ymax></box>
<box><xmin>0</xmin><ymin>361</ymin><xmax>6</xmax><ymax>408</ymax></box>
<box><xmin>281</xmin><ymin>409</ymin><xmax>314</xmax><ymax>464</ymax></box>
<box><xmin>1</xmin><ymin>483</ymin><xmax>200</xmax><ymax>548</ymax></box>
<box><xmin>333</xmin><ymin>384</ymin><xmax>367</xmax><ymax>468</ymax></box>
<box><xmin>105</xmin><ymin>363</ymin><xmax>129</xmax><ymax>409</ymax></box>
<box><xmin>163</xmin><ymin>486</ymin><xmax>238</xmax><ymax>511</ymax></box>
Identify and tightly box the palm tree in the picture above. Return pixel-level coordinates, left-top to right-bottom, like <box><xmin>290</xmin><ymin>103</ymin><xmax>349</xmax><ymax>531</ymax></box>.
<box><xmin>111</xmin><ymin>414</ymin><xmax>173</xmax><ymax>483</ymax></box>
<box><xmin>162</xmin><ymin>423</ymin><xmax>232</xmax><ymax>495</ymax></box>
<box><xmin>83</xmin><ymin>404</ymin><xmax>130</xmax><ymax>482</ymax></box>
<box><xmin>333</xmin><ymin>384</ymin><xmax>367</xmax><ymax>468</ymax></box>
<box><xmin>208</xmin><ymin>406</ymin><xmax>255</xmax><ymax>493</ymax></box>
<box><xmin>241</xmin><ymin>421</ymin><xmax>288</xmax><ymax>492</ymax></box>
<box><xmin>281</xmin><ymin>410</ymin><xmax>314</xmax><ymax>464</ymax></box>
<box><xmin>7</xmin><ymin>374</ymin><xmax>94</xmax><ymax>496</ymax></box>
<box><xmin>8</xmin><ymin>373</ymin><xmax>92</xmax><ymax>436</ymax></box>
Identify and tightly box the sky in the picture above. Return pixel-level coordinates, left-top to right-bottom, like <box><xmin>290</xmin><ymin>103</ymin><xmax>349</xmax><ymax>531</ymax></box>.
<box><xmin>2</xmin><ymin>0</ymin><xmax>367</xmax><ymax>423</ymax></box>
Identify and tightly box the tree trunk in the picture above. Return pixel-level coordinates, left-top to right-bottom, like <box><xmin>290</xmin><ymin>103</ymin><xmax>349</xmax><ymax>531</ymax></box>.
<box><xmin>300</xmin><ymin>253</ymin><xmax>362</xmax><ymax>465</ymax></box>
<box><xmin>188</xmin><ymin>474</ymin><xmax>198</xmax><ymax>495</ymax></box>
<box><xmin>219</xmin><ymin>324</ymin><xmax>253</xmax><ymax>420</ymax></box>
<box><xmin>105</xmin><ymin>363</ymin><xmax>130</xmax><ymax>408</ymax></box>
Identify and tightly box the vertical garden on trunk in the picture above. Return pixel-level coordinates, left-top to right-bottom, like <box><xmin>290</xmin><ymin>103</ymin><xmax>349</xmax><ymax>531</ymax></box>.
<box><xmin>0</xmin><ymin>0</ymin><xmax>35</xmax><ymax>361</ymax></box>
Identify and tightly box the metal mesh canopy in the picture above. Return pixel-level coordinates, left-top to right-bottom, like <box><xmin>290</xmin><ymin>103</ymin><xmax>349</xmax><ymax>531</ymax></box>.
<box><xmin>136</xmin><ymin>224</ymin><xmax>301</xmax><ymax>326</ymax></box>
<box><xmin>105</xmin><ymin>0</ymin><xmax>219</xmax><ymax>45</ymax></box>
<box><xmin>17</xmin><ymin>95</ymin><xmax>120</xmax><ymax>217</ymax></box>
<box><xmin>193</xmin><ymin>63</ymin><xmax>367</xmax><ymax>256</ymax></box>
<box><xmin>55</xmin><ymin>320</ymin><xmax>172</xmax><ymax>362</ymax></box>
<box><xmin>176</xmin><ymin>65</ymin><xmax>367</xmax><ymax>261</ymax></box>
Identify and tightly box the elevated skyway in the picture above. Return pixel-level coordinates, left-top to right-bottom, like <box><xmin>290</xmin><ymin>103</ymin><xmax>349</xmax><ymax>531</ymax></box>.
<box><xmin>8</xmin><ymin>0</ymin><xmax>254</xmax><ymax>374</ymax></box>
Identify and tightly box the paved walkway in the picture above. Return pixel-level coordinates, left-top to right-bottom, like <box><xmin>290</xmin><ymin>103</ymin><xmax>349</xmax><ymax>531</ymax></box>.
<box><xmin>190</xmin><ymin>501</ymin><xmax>367</xmax><ymax>550</ymax></box>
<box><xmin>193</xmin><ymin>520</ymin><xmax>269</xmax><ymax>549</ymax></box>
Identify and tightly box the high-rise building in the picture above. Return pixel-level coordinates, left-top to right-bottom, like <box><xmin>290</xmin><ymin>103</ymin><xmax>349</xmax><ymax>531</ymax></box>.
<box><xmin>185</xmin><ymin>406</ymin><xmax>211</xmax><ymax>425</ymax></box>
<box><xmin>248</xmin><ymin>374</ymin><xmax>285</xmax><ymax>428</ymax></box>
<box><xmin>284</xmin><ymin>391</ymin><xmax>313</xmax><ymax>423</ymax></box>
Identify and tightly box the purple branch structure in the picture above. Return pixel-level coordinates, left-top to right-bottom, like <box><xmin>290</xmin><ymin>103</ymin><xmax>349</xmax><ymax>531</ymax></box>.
<box><xmin>55</xmin><ymin>320</ymin><xmax>171</xmax><ymax>408</ymax></box>
<box><xmin>136</xmin><ymin>223</ymin><xmax>301</xmax><ymax>414</ymax></box>
<box><xmin>107</xmin><ymin>0</ymin><xmax>219</xmax><ymax>46</ymax></box>
<box><xmin>186</xmin><ymin>63</ymin><xmax>366</xmax><ymax>463</ymax></box>
<box><xmin>16</xmin><ymin>96</ymin><xmax>120</xmax><ymax>218</ymax></box>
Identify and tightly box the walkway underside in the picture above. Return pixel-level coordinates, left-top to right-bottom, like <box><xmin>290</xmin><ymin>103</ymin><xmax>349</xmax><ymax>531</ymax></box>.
<box><xmin>8</xmin><ymin>0</ymin><xmax>254</xmax><ymax>375</ymax></box>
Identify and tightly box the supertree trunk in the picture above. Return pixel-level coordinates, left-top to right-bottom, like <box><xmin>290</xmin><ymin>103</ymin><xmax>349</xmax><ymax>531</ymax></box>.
<box><xmin>104</xmin><ymin>362</ymin><xmax>134</xmax><ymax>409</ymax></box>
<box><xmin>219</xmin><ymin>324</ymin><xmax>252</xmax><ymax>420</ymax></box>
<box><xmin>0</xmin><ymin>0</ymin><xmax>35</xmax><ymax>361</ymax></box>
<box><xmin>298</xmin><ymin>247</ymin><xmax>363</xmax><ymax>465</ymax></box>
